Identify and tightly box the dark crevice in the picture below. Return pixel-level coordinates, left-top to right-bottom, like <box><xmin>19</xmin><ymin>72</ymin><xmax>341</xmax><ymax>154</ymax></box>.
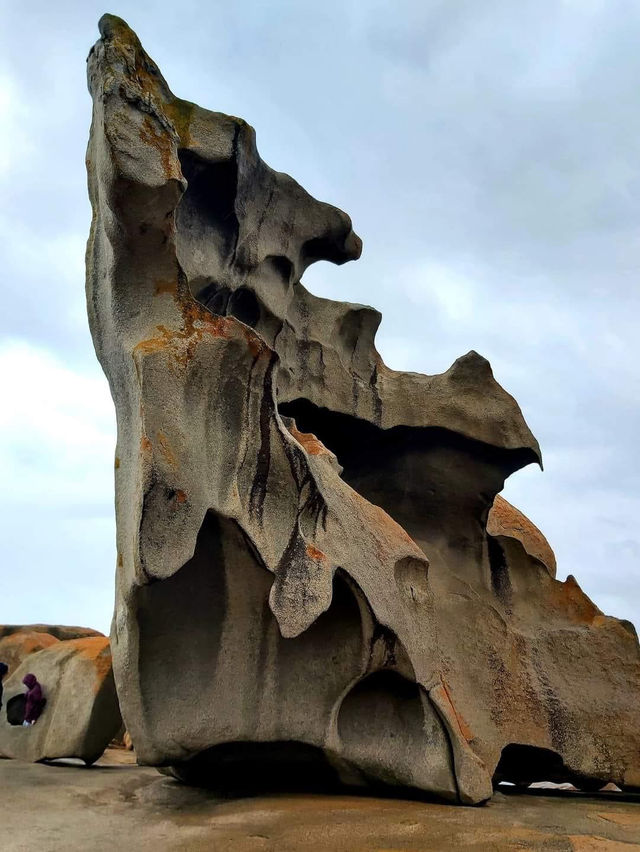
<box><xmin>6</xmin><ymin>694</ymin><xmax>25</xmax><ymax>726</ymax></box>
<box><xmin>195</xmin><ymin>281</ymin><xmax>261</xmax><ymax>329</ymax></box>
<box><xmin>168</xmin><ymin>740</ymin><xmax>342</xmax><ymax>793</ymax></box>
<box><xmin>228</xmin><ymin>287</ymin><xmax>260</xmax><ymax>328</ymax></box>
<box><xmin>177</xmin><ymin>149</ymin><xmax>239</xmax><ymax>259</ymax></box>
<box><xmin>302</xmin><ymin>235</ymin><xmax>349</xmax><ymax>266</ymax></box>
<box><xmin>248</xmin><ymin>358</ymin><xmax>275</xmax><ymax>521</ymax></box>
<box><xmin>196</xmin><ymin>281</ymin><xmax>230</xmax><ymax>315</ymax></box>
<box><xmin>487</xmin><ymin>536</ymin><xmax>512</xmax><ymax>606</ymax></box>
<box><xmin>278</xmin><ymin>398</ymin><xmax>536</xmax><ymax>481</ymax></box>
<box><xmin>278</xmin><ymin>398</ymin><xmax>535</xmax><ymax>550</ymax></box>
<box><xmin>262</xmin><ymin>254</ymin><xmax>294</xmax><ymax>282</ymax></box>
<box><xmin>493</xmin><ymin>743</ymin><xmax>606</xmax><ymax>791</ymax></box>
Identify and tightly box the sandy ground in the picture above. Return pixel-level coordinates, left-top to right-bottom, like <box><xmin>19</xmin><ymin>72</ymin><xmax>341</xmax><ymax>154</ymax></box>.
<box><xmin>2</xmin><ymin>750</ymin><xmax>640</xmax><ymax>851</ymax></box>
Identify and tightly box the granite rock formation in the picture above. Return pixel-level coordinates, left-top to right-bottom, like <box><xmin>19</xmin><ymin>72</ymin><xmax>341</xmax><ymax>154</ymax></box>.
<box><xmin>86</xmin><ymin>15</ymin><xmax>640</xmax><ymax>803</ymax></box>
<box><xmin>0</xmin><ymin>637</ymin><xmax>122</xmax><ymax>764</ymax></box>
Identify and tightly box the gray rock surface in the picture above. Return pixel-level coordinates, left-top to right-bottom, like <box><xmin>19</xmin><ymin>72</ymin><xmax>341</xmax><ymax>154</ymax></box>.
<box><xmin>85</xmin><ymin>14</ymin><xmax>640</xmax><ymax>803</ymax></box>
<box><xmin>0</xmin><ymin>636</ymin><xmax>122</xmax><ymax>764</ymax></box>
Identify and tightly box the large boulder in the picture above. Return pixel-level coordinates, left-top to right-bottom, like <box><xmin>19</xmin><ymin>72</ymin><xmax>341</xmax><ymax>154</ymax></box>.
<box><xmin>0</xmin><ymin>637</ymin><xmax>122</xmax><ymax>764</ymax></box>
<box><xmin>85</xmin><ymin>15</ymin><xmax>640</xmax><ymax>802</ymax></box>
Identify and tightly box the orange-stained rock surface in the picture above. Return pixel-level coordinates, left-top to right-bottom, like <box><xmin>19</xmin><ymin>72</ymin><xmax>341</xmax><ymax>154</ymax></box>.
<box><xmin>0</xmin><ymin>631</ymin><xmax>59</xmax><ymax>675</ymax></box>
<box><xmin>487</xmin><ymin>494</ymin><xmax>557</xmax><ymax>576</ymax></box>
<box><xmin>0</xmin><ymin>624</ymin><xmax>106</xmax><ymax>678</ymax></box>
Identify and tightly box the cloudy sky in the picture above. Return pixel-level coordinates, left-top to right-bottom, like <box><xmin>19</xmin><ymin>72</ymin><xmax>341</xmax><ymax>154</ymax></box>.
<box><xmin>1</xmin><ymin>0</ymin><xmax>639</xmax><ymax>634</ymax></box>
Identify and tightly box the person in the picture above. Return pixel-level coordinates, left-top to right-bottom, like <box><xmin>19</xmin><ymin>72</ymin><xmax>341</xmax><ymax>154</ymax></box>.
<box><xmin>0</xmin><ymin>662</ymin><xmax>7</xmax><ymax>709</ymax></box>
<box><xmin>22</xmin><ymin>673</ymin><xmax>46</xmax><ymax>726</ymax></box>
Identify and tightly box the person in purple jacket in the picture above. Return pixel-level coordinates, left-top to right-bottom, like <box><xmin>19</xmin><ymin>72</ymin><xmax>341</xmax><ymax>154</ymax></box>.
<box><xmin>0</xmin><ymin>662</ymin><xmax>7</xmax><ymax>709</ymax></box>
<box><xmin>22</xmin><ymin>673</ymin><xmax>46</xmax><ymax>726</ymax></box>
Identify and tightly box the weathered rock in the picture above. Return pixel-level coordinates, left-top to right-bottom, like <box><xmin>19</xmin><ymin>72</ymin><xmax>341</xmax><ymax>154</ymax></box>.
<box><xmin>0</xmin><ymin>631</ymin><xmax>60</xmax><ymax>676</ymax></box>
<box><xmin>85</xmin><ymin>14</ymin><xmax>640</xmax><ymax>802</ymax></box>
<box><xmin>487</xmin><ymin>494</ymin><xmax>557</xmax><ymax>577</ymax></box>
<box><xmin>0</xmin><ymin>624</ymin><xmax>104</xmax><ymax>642</ymax></box>
<box><xmin>0</xmin><ymin>624</ymin><xmax>104</xmax><ymax>676</ymax></box>
<box><xmin>0</xmin><ymin>637</ymin><xmax>122</xmax><ymax>764</ymax></box>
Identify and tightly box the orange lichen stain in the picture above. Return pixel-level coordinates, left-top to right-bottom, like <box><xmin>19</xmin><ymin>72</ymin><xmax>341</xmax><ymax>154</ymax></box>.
<box><xmin>62</xmin><ymin>637</ymin><xmax>113</xmax><ymax>693</ymax></box>
<box><xmin>545</xmin><ymin>574</ymin><xmax>601</xmax><ymax>624</ymax></box>
<box><xmin>105</xmin><ymin>18</ymin><xmax>195</xmax><ymax>166</ymax></box>
<box><xmin>440</xmin><ymin>679</ymin><xmax>475</xmax><ymax>743</ymax></box>
<box><xmin>156</xmin><ymin>431</ymin><xmax>177</xmax><ymax>467</ymax></box>
<box><xmin>141</xmin><ymin>436</ymin><xmax>152</xmax><ymax>454</ymax></box>
<box><xmin>174</xmin><ymin>489</ymin><xmax>187</xmax><ymax>504</ymax></box>
<box><xmin>591</xmin><ymin>614</ymin><xmax>635</xmax><ymax>639</ymax></box>
<box><xmin>306</xmin><ymin>543</ymin><xmax>326</xmax><ymax>562</ymax></box>
<box><xmin>164</xmin><ymin>98</ymin><xmax>195</xmax><ymax>148</ymax></box>
<box><xmin>132</xmin><ymin>294</ymin><xmax>272</xmax><ymax>376</ymax></box>
<box><xmin>238</xmin><ymin>322</ymin><xmax>269</xmax><ymax>359</ymax></box>
<box><xmin>370</xmin><ymin>503</ymin><xmax>417</xmax><ymax>548</ymax></box>
<box><xmin>488</xmin><ymin>494</ymin><xmax>556</xmax><ymax>576</ymax></box>
<box><xmin>1</xmin><ymin>633</ymin><xmax>59</xmax><ymax>672</ymax></box>
<box><xmin>114</xmin><ymin>456</ymin><xmax>120</xmax><ymax>469</ymax></box>
<box><xmin>154</xmin><ymin>279</ymin><xmax>178</xmax><ymax>296</ymax></box>
<box><xmin>139</xmin><ymin>114</ymin><xmax>174</xmax><ymax>179</ymax></box>
<box><xmin>134</xmin><ymin>334</ymin><xmax>171</xmax><ymax>359</ymax></box>
<box><xmin>288</xmin><ymin>424</ymin><xmax>331</xmax><ymax>457</ymax></box>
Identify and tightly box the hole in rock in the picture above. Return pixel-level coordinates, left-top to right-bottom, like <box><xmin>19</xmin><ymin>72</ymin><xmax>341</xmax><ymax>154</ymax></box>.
<box><xmin>177</xmin><ymin>149</ymin><xmax>239</xmax><ymax>257</ymax></box>
<box><xmin>278</xmin><ymin>398</ymin><xmax>535</xmax><ymax>548</ymax></box>
<box><xmin>493</xmin><ymin>743</ymin><xmax>603</xmax><ymax>791</ymax></box>
<box><xmin>261</xmin><ymin>254</ymin><xmax>294</xmax><ymax>282</ymax></box>
<box><xmin>7</xmin><ymin>694</ymin><xmax>26</xmax><ymax>726</ymax></box>
<box><xmin>168</xmin><ymin>740</ymin><xmax>342</xmax><ymax>794</ymax></box>
<box><xmin>228</xmin><ymin>287</ymin><xmax>260</xmax><ymax>327</ymax></box>
<box><xmin>337</xmin><ymin>670</ymin><xmax>428</xmax><ymax>787</ymax></box>
<box><xmin>196</xmin><ymin>281</ymin><xmax>230</xmax><ymax>315</ymax></box>
<box><xmin>194</xmin><ymin>281</ymin><xmax>261</xmax><ymax>328</ymax></box>
<box><xmin>302</xmin><ymin>236</ymin><xmax>349</xmax><ymax>266</ymax></box>
<box><xmin>487</xmin><ymin>535</ymin><xmax>512</xmax><ymax>604</ymax></box>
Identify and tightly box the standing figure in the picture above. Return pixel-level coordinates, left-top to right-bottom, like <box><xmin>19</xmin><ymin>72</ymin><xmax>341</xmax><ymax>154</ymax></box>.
<box><xmin>22</xmin><ymin>674</ymin><xmax>46</xmax><ymax>726</ymax></box>
<box><xmin>0</xmin><ymin>662</ymin><xmax>7</xmax><ymax>709</ymax></box>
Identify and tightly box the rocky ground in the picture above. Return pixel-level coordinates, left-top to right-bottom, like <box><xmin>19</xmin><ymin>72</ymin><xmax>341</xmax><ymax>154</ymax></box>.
<box><xmin>4</xmin><ymin>750</ymin><xmax>640</xmax><ymax>851</ymax></box>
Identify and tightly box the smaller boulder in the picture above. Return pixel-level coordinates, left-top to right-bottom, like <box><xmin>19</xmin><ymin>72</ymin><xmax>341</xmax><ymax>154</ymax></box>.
<box><xmin>0</xmin><ymin>637</ymin><xmax>122</xmax><ymax>765</ymax></box>
<box><xmin>0</xmin><ymin>624</ymin><xmax>103</xmax><ymax>642</ymax></box>
<box><xmin>0</xmin><ymin>631</ymin><xmax>60</xmax><ymax>677</ymax></box>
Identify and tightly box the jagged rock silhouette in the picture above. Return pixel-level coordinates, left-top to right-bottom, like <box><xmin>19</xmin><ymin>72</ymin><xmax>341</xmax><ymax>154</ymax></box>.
<box><xmin>85</xmin><ymin>14</ymin><xmax>640</xmax><ymax>802</ymax></box>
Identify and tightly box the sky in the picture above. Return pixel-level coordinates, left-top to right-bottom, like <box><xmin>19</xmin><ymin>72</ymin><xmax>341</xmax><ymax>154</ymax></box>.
<box><xmin>1</xmin><ymin>0</ymin><xmax>639</xmax><ymax>634</ymax></box>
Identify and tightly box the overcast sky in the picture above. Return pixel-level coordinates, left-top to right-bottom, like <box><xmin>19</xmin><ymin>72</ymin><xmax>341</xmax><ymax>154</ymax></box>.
<box><xmin>1</xmin><ymin>0</ymin><xmax>639</xmax><ymax>634</ymax></box>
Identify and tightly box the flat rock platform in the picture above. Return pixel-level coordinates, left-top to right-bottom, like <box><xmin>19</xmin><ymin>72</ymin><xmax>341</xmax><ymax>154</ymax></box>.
<box><xmin>4</xmin><ymin>750</ymin><xmax>640</xmax><ymax>850</ymax></box>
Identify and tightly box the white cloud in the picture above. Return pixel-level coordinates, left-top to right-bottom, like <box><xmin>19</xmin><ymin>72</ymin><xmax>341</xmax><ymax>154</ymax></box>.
<box><xmin>0</xmin><ymin>340</ymin><xmax>114</xmax><ymax>505</ymax></box>
<box><xmin>0</xmin><ymin>71</ymin><xmax>34</xmax><ymax>178</ymax></box>
<box><xmin>403</xmin><ymin>261</ymin><xmax>477</xmax><ymax>323</ymax></box>
<box><xmin>0</xmin><ymin>341</ymin><xmax>116</xmax><ymax>631</ymax></box>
